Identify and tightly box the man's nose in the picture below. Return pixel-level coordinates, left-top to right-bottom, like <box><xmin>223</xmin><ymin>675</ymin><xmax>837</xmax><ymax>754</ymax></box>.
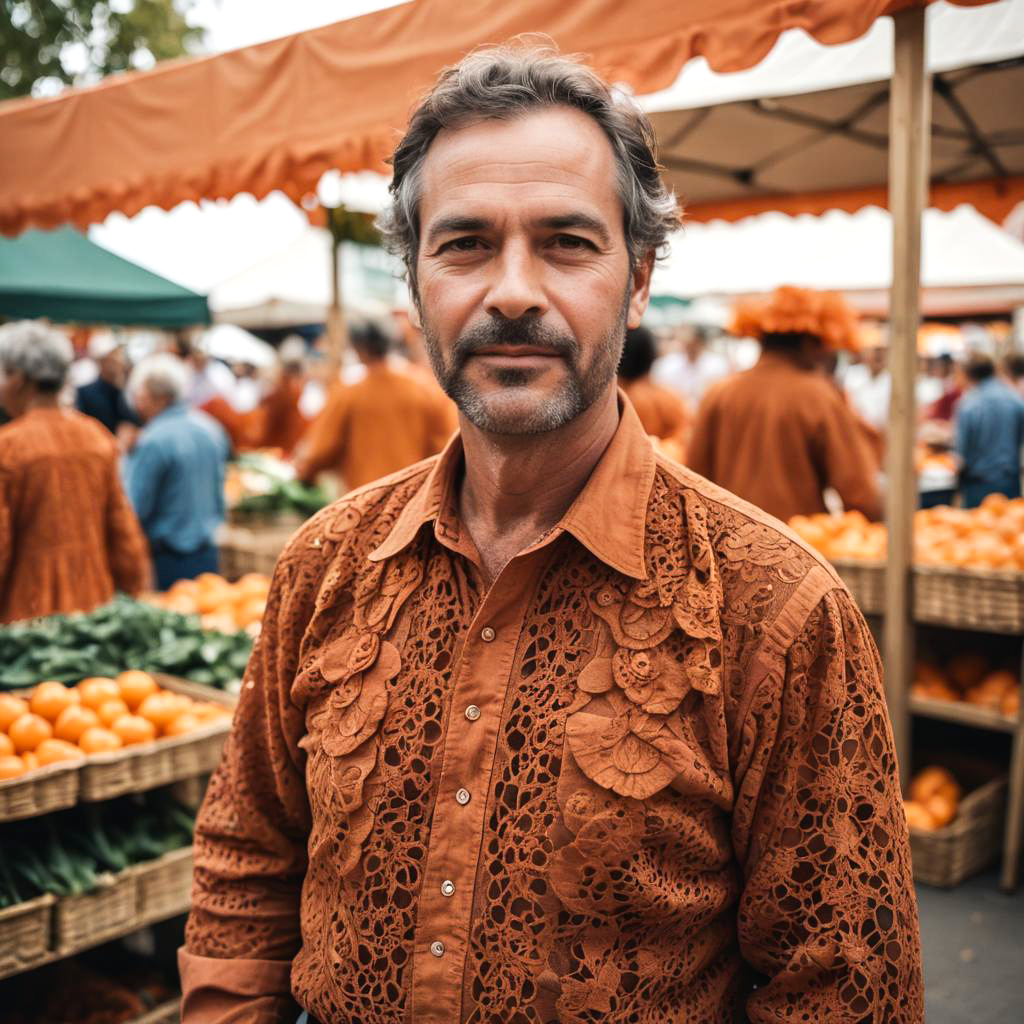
<box><xmin>483</xmin><ymin>244</ymin><xmax>547</xmax><ymax>321</ymax></box>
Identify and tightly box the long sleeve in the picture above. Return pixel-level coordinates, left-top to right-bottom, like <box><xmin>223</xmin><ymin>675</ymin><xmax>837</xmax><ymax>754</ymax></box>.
<box><xmin>104</xmin><ymin>456</ymin><xmax>151</xmax><ymax>595</ymax></box>
<box><xmin>685</xmin><ymin>390</ymin><xmax>717</xmax><ymax>478</ymax></box>
<box><xmin>0</xmin><ymin>470</ymin><xmax>11</xmax><ymax>605</ymax></box>
<box><xmin>295</xmin><ymin>385</ymin><xmax>350</xmax><ymax>483</ymax></box>
<box><xmin>819</xmin><ymin>396</ymin><xmax>882</xmax><ymax>520</ymax></box>
<box><xmin>181</xmin><ymin>541</ymin><xmax>315</xmax><ymax>1023</ymax></box>
<box><xmin>733</xmin><ymin>588</ymin><xmax>923</xmax><ymax>1022</ymax></box>
<box><xmin>123</xmin><ymin>438</ymin><xmax>164</xmax><ymax>532</ymax></box>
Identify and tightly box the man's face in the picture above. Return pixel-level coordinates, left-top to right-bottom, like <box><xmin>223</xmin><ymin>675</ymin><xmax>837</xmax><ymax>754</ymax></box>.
<box><xmin>99</xmin><ymin>348</ymin><xmax>127</xmax><ymax>387</ymax></box>
<box><xmin>413</xmin><ymin>106</ymin><xmax>652</xmax><ymax>434</ymax></box>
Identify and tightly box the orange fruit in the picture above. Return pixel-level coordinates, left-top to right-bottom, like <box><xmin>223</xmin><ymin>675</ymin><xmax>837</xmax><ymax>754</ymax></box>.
<box><xmin>193</xmin><ymin>702</ymin><xmax>231</xmax><ymax>722</ymax></box>
<box><xmin>96</xmin><ymin>698</ymin><xmax>130</xmax><ymax>728</ymax></box>
<box><xmin>0</xmin><ymin>693</ymin><xmax>29</xmax><ymax>732</ymax></box>
<box><xmin>8</xmin><ymin>713</ymin><xmax>53</xmax><ymax>753</ymax></box>
<box><xmin>111</xmin><ymin>714</ymin><xmax>157</xmax><ymax>746</ymax></box>
<box><xmin>53</xmin><ymin>705</ymin><xmax>101</xmax><ymax>744</ymax></box>
<box><xmin>29</xmin><ymin>681</ymin><xmax>79</xmax><ymax>722</ymax></box>
<box><xmin>234</xmin><ymin>597</ymin><xmax>266</xmax><ymax>628</ymax></box>
<box><xmin>78</xmin><ymin>726</ymin><xmax>123</xmax><ymax>754</ymax></box>
<box><xmin>0</xmin><ymin>755</ymin><xmax>26</xmax><ymax>780</ymax></box>
<box><xmin>0</xmin><ymin>733</ymin><xmax>13</xmax><ymax>757</ymax></box>
<box><xmin>164</xmin><ymin>711</ymin><xmax>202</xmax><ymax>736</ymax></box>
<box><xmin>116</xmin><ymin>670</ymin><xmax>159</xmax><ymax>711</ymax></box>
<box><xmin>137</xmin><ymin>692</ymin><xmax>183</xmax><ymax>732</ymax></box>
<box><xmin>35</xmin><ymin>738</ymin><xmax>85</xmax><ymax>767</ymax></box>
<box><xmin>77</xmin><ymin>677</ymin><xmax>122</xmax><ymax>711</ymax></box>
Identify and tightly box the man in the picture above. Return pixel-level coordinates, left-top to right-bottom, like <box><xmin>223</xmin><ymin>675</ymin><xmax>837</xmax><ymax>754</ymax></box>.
<box><xmin>651</xmin><ymin>324</ymin><xmax>728</xmax><ymax>408</ymax></box>
<box><xmin>123</xmin><ymin>353</ymin><xmax>230</xmax><ymax>589</ymax></box>
<box><xmin>617</xmin><ymin>324</ymin><xmax>690</xmax><ymax>456</ymax></box>
<box><xmin>294</xmin><ymin>320</ymin><xmax>456</xmax><ymax>492</ymax></box>
<box><xmin>688</xmin><ymin>286</ymin><xmax>883</xmax><ymax>523</ymax></box>
<box><xmin>182</xmin><ymin>46</ymin><xmax>921</xmax><ymax>1023</ymax></box>
<box><xmin>954</xmin><ymin>353</ymin><xmax>1024</xmax><ymax>507</ymax></box>
<box><xmin>0</xmin><ymin>321</ymin><xmax>148</xmax><ymax>621</ymax></box>
<box><xmin>75</xmin><ymin>332</ymin><xmax>140</xmax><ymax>437</ymax></box>
<box><xmin>846</xmin><ymin>340</ymin><xmax>890</xmax><ymax>431</ymax></box>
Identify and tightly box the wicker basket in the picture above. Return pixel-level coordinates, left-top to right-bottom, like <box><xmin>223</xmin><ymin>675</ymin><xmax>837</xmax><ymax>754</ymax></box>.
<box><xmin>79</xmin><ymin>677</ymin><xmax>234</xmax><ymax>802</ymax></box>
<box><xmin>227</xmin><ymin>506</ymin><xmax>306</xmax><ymax>530</ymax></box>
<box><xmin>909</xmin><ymin>776</ymin><xmax>1007</xmax><ymax>887</ymax></box>
<box><xmin>133</xmin><ymin>846</ymin><xmax>194</xmax><ymax>921</ymax></box>
<box><xmin>0</xmin><ymin>894</ymin><xmax>55</xmax><ymax>979</ymax></box>
<box><xmin>217</xmin><ymin>523</ymin><xmax>295</xmax><ymax>581</ymax></box>
<box><xmin>54</xmin><ymin>870</ymin><xmax>138</xmax><ymax>954</ymax></box>
<box><xmin>0</xmin><ymin>760</ymin><xmax>80</xmax><ymax>823</ymax></box>
<box><xmin>913</xmin><ymin>566</ymin><xmax>1024</xmax><ymax>633</ymax></box>
<box><xmin>830</xmin><ymin>559</ymin><xmax>885</xmax><ymax>616</ymax></box>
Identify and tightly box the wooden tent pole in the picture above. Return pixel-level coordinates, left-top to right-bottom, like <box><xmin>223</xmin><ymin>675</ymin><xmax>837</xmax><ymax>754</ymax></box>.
<box><xmin>326</xmin><ymin>211</ymin><xmax>347</xmax><ymax>375</ymax></box>
<box><xmin>885</xmin><ymin>6</ymin><xmax>930</xmax><ymax>787</ymax></box>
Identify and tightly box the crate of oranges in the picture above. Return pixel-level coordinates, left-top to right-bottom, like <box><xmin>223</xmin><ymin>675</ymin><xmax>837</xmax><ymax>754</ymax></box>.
<box><xmin>0</xmin><ymin>672</ymin><xmax>234</xmax><ymax>820</ymax></box>
<box><xmin>144</xmin><ymin>571</ymin><xmax>270</xmax><ymax>636</ymax></box>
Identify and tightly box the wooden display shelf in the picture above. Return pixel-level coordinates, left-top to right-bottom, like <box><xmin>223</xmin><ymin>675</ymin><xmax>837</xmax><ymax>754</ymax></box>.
<box><xmin>0</xmin><ymin>678</ymin><xmax>234</xmax><ymax>823</ymax></box>
<box><xmin>0</xmin><ymin>849</ymin><xmax>193</xmax><ymax>981</ymax></box>
<box><xmin>910</xmin><ymin>696</ymin><xmax>1019</xmax><ymax>734</ymax></box>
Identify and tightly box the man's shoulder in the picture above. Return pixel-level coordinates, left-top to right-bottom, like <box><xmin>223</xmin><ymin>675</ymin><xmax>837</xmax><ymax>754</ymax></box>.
<box><xmin>650</xmin><ymin>453</ymin><xmax>844</xmax><ymax>600</ymax></box>
<box><xmin>276</xmin><ymin>456</ymin><xmax>439</xmax><ymax>579</ymax></box>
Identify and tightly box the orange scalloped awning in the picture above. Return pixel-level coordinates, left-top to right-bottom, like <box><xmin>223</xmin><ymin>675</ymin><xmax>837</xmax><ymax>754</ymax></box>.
<box><xmin>0</xmin><ymin>0</ymin><xmax>999</xmax><ymax>237</ymax></box>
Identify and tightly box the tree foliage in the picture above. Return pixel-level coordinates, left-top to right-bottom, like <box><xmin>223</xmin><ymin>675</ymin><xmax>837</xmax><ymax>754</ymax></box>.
<box><xmin>1</xmin><ymin>1</ymin><xmax>204</xmax><ymax>101</ymax></box>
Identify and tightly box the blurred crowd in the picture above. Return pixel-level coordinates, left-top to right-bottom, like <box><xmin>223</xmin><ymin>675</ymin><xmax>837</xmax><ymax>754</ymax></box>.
<box><xmin>1</xmin><ymin>286</ymin><xmax>1022</xmax><ymax>623</ymax></box>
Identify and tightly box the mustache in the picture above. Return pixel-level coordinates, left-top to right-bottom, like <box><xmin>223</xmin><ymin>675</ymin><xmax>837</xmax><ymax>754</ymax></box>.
<box><xmin>451</xmin><ymin>317</ymin><xmax>579</xmax><ymax>370</ymax></box>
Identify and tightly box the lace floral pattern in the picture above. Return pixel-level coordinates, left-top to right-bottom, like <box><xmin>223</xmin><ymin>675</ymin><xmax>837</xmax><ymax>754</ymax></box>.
<box><xmin>186</xmin><ymin>449</ymin><xmax>922</xmax><ymax>1024</ymax></box>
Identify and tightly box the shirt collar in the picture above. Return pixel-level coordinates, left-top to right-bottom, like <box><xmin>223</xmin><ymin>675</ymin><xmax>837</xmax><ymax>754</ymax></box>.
<box><xmin>369</xmin><ymin>391</ymin><xmax>656</xmax><ymax>580</ymax></box>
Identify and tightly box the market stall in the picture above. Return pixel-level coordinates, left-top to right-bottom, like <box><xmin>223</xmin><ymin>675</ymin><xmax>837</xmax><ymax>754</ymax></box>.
<box><xmin>0</xmin><ymin>0</ymin><xmax>1016</xmax><ymax>990</ymax></box>
<box><xmin>0</xmin><ymin>226</ymin><xmax>209</xmax><ymax>327</ymax></box>
<box><xmin>652</xmin><ymin>204</ymin><xmax>1024</xmax><ymax>316</ymax></box>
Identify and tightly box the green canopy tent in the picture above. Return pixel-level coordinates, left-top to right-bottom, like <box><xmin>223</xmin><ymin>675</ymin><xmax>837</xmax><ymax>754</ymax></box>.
<box><xmin>0</xmin><ymin>226</ymin><xmax>209</xmax><ymax>327</ymax></box>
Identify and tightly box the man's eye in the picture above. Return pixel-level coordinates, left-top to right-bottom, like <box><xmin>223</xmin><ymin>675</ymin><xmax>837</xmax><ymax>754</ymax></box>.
<box><xmin>553</xmin><ymin>235</ymin><xmax>593</xmax><ymax>250</ymax></box>
<box><xmin>444</xmin><ymin>237</ymin><xmax>483</xmax><ymax>252</ymax></box>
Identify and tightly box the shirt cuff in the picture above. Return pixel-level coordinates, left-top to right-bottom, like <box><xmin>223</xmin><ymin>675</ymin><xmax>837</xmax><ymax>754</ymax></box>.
<box><xmin>178</xmin><ymin>947</ymin><xmax>299</xmax><ymax>1024</ymax></box>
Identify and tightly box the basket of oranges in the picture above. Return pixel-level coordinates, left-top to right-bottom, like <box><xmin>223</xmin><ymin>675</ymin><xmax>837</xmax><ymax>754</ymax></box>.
<box><xmin>0</xmin><ymin>672</ymin><xmax>234</xmax><ymax>820</ymax></box>
<box><xmin>903</xmin><ymin>766</ymin><xmax>1007</xmax><ymax>887</ymax></box>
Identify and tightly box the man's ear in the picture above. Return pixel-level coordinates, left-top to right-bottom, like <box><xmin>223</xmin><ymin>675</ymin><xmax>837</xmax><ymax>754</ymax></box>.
<box><xmin>408</xmin><ymin>294</ymin><xmax>423</xmax><ymax>331</ymax></box>
<box><xmin>626</xmin><ymin>251</ymin><xmax>655</xmax><ymax>330</ymax></box>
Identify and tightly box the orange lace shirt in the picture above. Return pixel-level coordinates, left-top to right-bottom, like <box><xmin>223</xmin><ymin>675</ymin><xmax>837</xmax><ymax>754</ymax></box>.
<box><xmin>182</xmin><ymin>400</ymin><xmax>922</xmax><ymax>1023</ymax></box>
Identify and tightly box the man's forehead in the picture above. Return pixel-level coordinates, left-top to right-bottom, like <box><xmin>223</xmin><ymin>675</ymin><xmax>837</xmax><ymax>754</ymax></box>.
<box><xmin>418</xmin><ymin>106</ymin><xmax>620</xmax><ymax>216</ymax></box>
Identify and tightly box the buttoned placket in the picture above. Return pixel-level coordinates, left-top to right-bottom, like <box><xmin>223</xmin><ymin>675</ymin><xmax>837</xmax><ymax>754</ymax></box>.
<box><xmin>408</xmin><ymin>542</ymin><xmax>559</xmax><ymax>1023</ymax></box>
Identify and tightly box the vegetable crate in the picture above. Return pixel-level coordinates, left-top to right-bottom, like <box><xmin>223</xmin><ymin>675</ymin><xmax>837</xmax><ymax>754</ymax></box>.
<box><xmin>0</xmin><ymin>894</ymin><xmax>55</xmax><ymax>978</ymax></box>
<box><xmin>0</xmin><ymin>677</ymin><xmax>235</xmax><ymax>821</ymax></box>
<box><xmin>54</xmin><ymin>868</ymin><xmax>138</xmax><ymax>954</ymax></box>
<box><xmin>218</xmin><ymin>523</ymin><xmax>295</xmax><ymax>581</ymax></box>
<box><xmin>0</xmin><ymin>760</ymin><xmax>80</xmax><ymax>822</ymax></box>
<box><xmin>913</xmin><ymin>566</ymin><xmax>1024</xmax><ymax>634</ymax></box>
<box><xmin>830</xmin><ymin>559</ymin><xmax>885</xmax><ymax>616</ymax></box>
<box><xmin>909</xmin><ymin>776</ymin><xmax>1008</xmax><ymax>887</ymax></box>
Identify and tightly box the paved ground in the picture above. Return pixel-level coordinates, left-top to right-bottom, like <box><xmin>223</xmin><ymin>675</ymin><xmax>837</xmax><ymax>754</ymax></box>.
<box><xmin>918</xmin><ymin>870</ymin><xmax>1024</xmax><ymax>1023</ymax></box>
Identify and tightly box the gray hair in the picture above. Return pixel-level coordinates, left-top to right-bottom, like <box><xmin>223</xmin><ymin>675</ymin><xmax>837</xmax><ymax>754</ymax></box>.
<box><xmin>0</xmin><ymin>321</ymin><xmax>73</xmax><ymax>393</ymax></box>
<box><xmin>127</xmin><ymin>353</ymin><xmax>191</xmax><ymax>406</ymax></box>
<box><xmin>378</xmin><ymin>42</ymin><xmax>681</xmax><ymax>297</ymax></box>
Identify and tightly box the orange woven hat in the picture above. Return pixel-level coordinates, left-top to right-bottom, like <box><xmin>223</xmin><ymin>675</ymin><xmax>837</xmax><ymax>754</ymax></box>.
<box><xmin>729</xmin><ymin>286</ymin><xmax>862</xmax><ymax>352</ymax></box>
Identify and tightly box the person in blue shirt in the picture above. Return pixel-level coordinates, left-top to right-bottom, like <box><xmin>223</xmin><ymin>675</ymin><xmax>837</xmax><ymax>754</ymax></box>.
<box><xmin>954</xmin><ymin>354</ymin><xmax>1024</xmax><ymax>508</ymax></box>
<box><xmin>123</xmin><ymin>353</ymin><xmax>230</xmax><ymax>590</ymax></box>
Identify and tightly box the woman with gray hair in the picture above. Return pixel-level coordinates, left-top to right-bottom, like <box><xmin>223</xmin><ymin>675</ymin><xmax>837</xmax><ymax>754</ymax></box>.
<box><xmin>0</xmin><ymin>320</ymin><xmax>149</xmax><ymax>622</ymax></box>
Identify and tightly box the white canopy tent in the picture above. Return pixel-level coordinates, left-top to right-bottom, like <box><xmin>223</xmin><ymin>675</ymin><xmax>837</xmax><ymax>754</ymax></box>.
<box><xmin>652</xmin><ymin>205</ymin><xmax>1024</xmax><ymax>315</ymax></box>
<box><xmin>209</xmin><ymin>227</ymin><xmax>401</xmax><ymax>329</ymax></box>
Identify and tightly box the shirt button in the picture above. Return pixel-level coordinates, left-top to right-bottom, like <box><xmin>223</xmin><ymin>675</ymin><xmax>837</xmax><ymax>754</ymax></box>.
<box><xmin>465</xmin><ymin>705</ymin><xmax>481</xmax><ymax>722</ymax></box>
<box><xmin>455</xmin><ymin>788</ymin><xmax>471</xmax><ymax>805</ymax></box>
<box><xmin>441</xmin><ymin>880</ymin><xmax>455</xmax><ymax>897</ymax></box>
<box><xmin>430</xmin><ymin>940</ymin><xmax>445</xmax><ymax>957</ymax></box>
<box><xmin>481</xmin><ymin>626</ymin><xmax>496</xmax><ymax>642</ymax></box>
